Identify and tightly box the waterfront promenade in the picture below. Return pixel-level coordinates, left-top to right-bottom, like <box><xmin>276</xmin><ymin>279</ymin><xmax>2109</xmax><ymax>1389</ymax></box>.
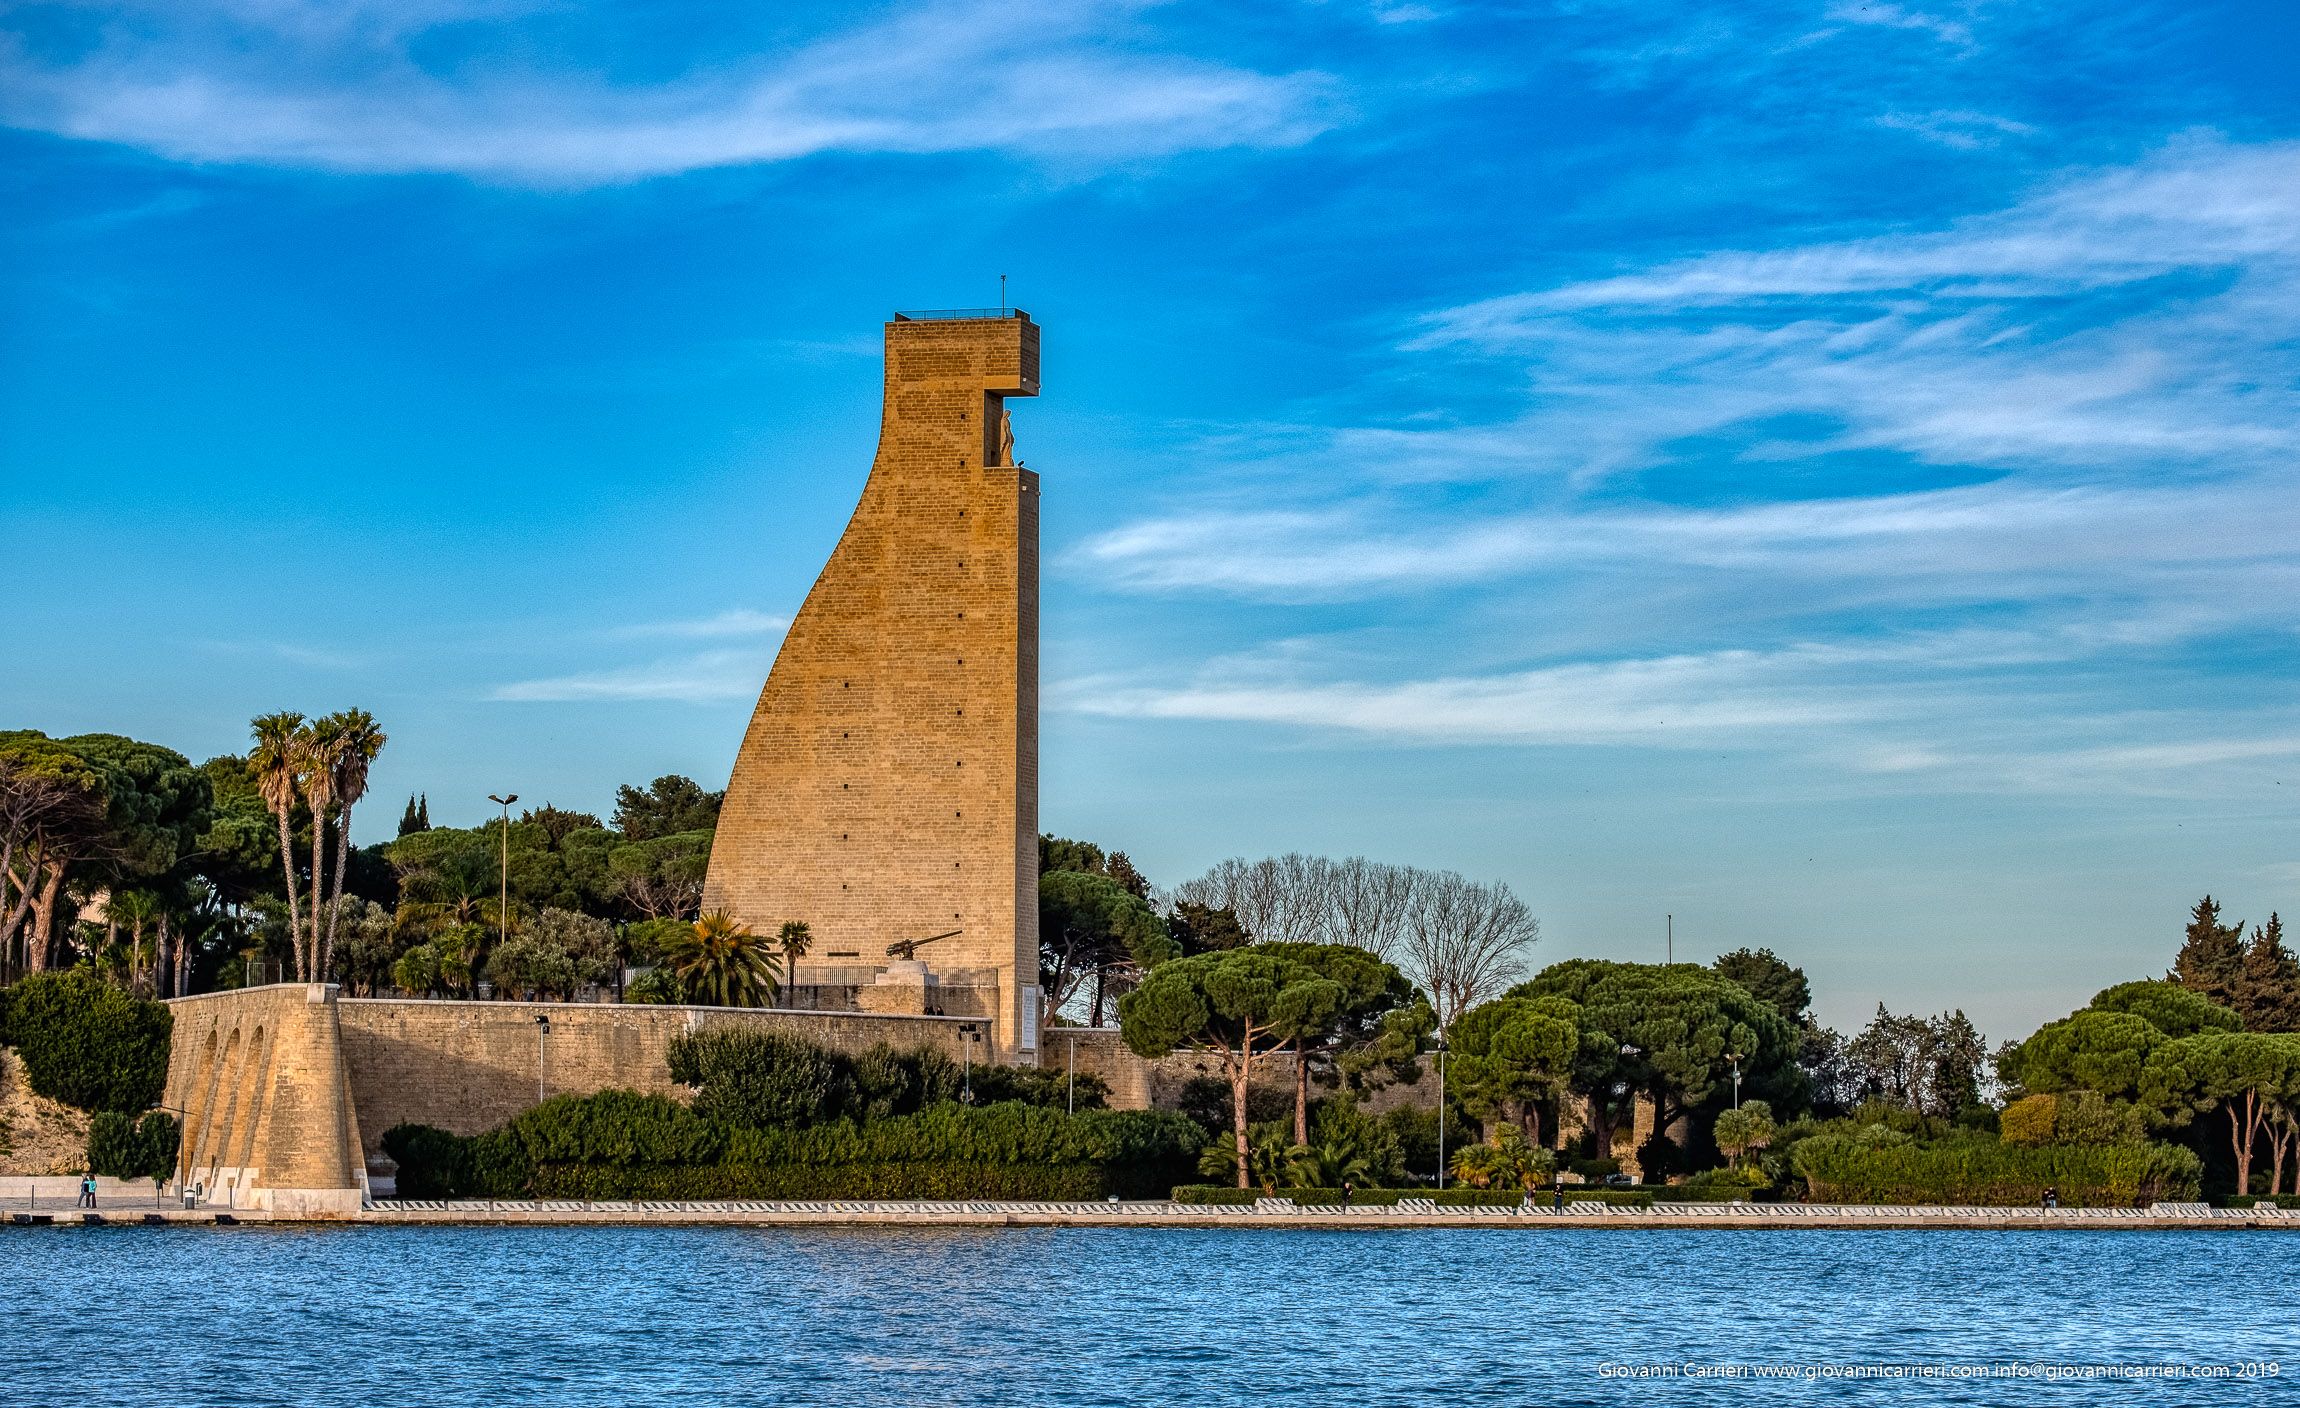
<box><xmin>8</xmin><ymin>1191</ymin><xmax>2297</xmax><ymax>1230</ymax></box>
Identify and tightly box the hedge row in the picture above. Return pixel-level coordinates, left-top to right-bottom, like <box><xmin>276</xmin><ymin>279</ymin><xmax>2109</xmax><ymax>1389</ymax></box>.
<box><xmin>384</xmin><ymin>1090</ymin><xmax>1202</xmax><ymax>1200</ymax></box>
<box><xmin>529</xmin><ymin>1160</ymin><xmax>1113</xmax><ymax>1201</ymax></box>
<box><xmin>1167</xmin><ymin>1186</ymin><xmax>1656</xmax><ymax>1208</ymax></box>
<box><xmin>2226</xmin><ymin>1194</ymin><xmax>2300</xmax><ymax>1210</ymax></box>
<box><xmin>1791</xmin><ymin>1135</ymin><xmax>2202</xmax><ymax>1207</ymax></box>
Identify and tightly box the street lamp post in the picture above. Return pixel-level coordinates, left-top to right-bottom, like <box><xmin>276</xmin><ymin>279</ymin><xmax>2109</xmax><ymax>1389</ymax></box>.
<box><xmin>1730</xmin><ymin>1053</ymin><xmax>1743</xmax><ymax>1110</ymax></box>
<box><xmin>487</xmin><ymin>793</ymin><xmax>518</xmax><ymax>951</ymax></box>
<box><xmin>958</xmin><ymin>1023</ymin><xmax>978</xmax><ymax>1103</ymax></box>
<box><xmin>534</xmin><ymin>1013</ymin><xmax>551</xmax><ymax>1103</ymax></box>
<box><xmin>1435</xmin><ymin>1033</ymin><xmax>1450</xmax><ymax>1191</ymax></box>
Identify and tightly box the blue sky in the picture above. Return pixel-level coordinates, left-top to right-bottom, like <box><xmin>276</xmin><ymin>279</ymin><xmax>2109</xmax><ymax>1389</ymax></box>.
<box><xmin>5</xmin><ymin>1</ymin><xmax>2297</xmax><ymax>1038</ymax></box>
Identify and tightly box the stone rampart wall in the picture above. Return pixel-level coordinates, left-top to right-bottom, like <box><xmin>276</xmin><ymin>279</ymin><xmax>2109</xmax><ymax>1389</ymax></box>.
<box><xmin>337</xmin><ymin>999</ymin><xmax>1001</xmax><ymax>1159</ymax></box>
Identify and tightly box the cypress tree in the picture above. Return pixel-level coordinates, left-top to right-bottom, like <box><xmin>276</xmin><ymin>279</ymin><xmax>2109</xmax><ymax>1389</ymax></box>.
<box><xmin>397</xmin><ymin>793</ymin><xmax>432</xmax><ymax>836</ymax></box>
<box><xmin>2237</xmin><ymin>913</ymin><xmax>2300</xmax><ymax>1033</ymax></box>
<box><xmin>2168</xmin><ymin>895</ymin><xmax>2248</xmax><ymax>1014</ymax></box>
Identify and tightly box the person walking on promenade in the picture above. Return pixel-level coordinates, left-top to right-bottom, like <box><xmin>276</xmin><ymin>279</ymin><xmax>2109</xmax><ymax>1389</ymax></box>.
<box><xmin>2042</xmin><ymin>1186</ymin><xmax>2059</xmax><ymax>1210</ymax></box>
<box><xmin>1552</xmin><ymin>1179</ymin><xmax>1565</xmax><ymax>1212</ymax></box>
<box><xmin>78</xmin><ymin>1172</ymin><xmax>96</xmax><ymax>1208</ymax></box>
<box><xmin>1341</xmin><ymin>1181</ymin><xmax>1353</xmax><ymax>1209</ymax></box>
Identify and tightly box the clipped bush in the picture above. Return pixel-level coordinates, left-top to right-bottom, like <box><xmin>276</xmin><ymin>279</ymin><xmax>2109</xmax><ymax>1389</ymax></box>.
<box><xmin>1431</xmin><ymin>1188</ymin><xmax>1540</xmax><ymax>1207</ymax></box>
<box><xmin>1171</xmin><ymin>1185</ymin><xmax>1262</xmax><ymax>1204</ymax></box>
<box><xmin>1560</xmin><ymin>1189</ymin><xmax>1657</xmax><ymax>1207</ymax></box>
<box><xmin>669</xmin><ymin>1028</ymin><xmax>1107</xmax><ymax>1130</ymax></box>
<box><xmin>4</xmin><ymin>971</ymin><xmax>172</xmax><ymax>1113</ymax></box>
<box><xmin>1791</xmin><ymin>1134</ymin><xmax>2201</xmax><ymax>1206</ymax></box>
<box><xmin>2227</xmin><ymin>1194</ymin><xmax>2300</xmax><ymax>1210</ymax></box>
<box><xmin>532</xmin><ymin>1161</ymin><xmax>1114</xmax><ymax>1201</ymax></box>
<box><xmin>386</xmin><ymin>1092</ymin><xmax>1202</xmax><ymax>1200</ymax></box>
<box><xmin>382</xmin><ymin>1123</ymin><xmax>475</xmax><ymax>1198</ymax></box>
<box><xmin>501</xmin><ymin>1090</ymin><xmax>722</xmax><ymax>1167</ymax></box>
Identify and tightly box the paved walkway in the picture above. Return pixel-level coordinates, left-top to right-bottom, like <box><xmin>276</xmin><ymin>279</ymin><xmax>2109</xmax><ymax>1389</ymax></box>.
<box><xmin>7</xmin><ymin>1194</ymin><xmax>2297</xmax><ymax>1229</ymax></box>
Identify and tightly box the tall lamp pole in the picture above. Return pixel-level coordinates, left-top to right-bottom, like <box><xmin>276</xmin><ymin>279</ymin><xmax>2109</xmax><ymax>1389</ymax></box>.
<box><xmin>488</xmin><ymin>793</ymin><xmax>518</xmax><ymax>951</ymax></box>
<box><xmin>534</xmin><ymin>1013</ymin><xmax>551</xmax><ymax>1103</ymax></box>
<box><xmin>1435</xmin><ymin>1032</ymin><xmax>1450</xmax><ymax>1191</ymax></box>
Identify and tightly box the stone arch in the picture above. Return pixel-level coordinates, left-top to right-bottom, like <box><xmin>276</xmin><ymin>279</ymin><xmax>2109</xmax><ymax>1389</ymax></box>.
<box><xmin>178</xmin><ymin>1025</ymin><xmax>220</xmax><ymax>1183</ymax></box>
<box><xmin>196</xmin><ymin>1025</ymin><xmax>244</xmax><ymax>1182</ymax></box>
<box><xmin>226</xmin><ymin>1024</ymin><xmax>272</xmax><ymax>1187</ymax></box>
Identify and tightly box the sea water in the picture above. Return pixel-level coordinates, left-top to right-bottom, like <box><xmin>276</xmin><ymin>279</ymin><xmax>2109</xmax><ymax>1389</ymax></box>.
<box><xmin>7</xmin><ymin>1225</ymin><xmax>2295</xmax><ymax>1405</ymax></box>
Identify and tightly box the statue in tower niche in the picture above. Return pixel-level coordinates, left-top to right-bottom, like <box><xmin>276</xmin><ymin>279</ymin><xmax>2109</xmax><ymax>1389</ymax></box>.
<box><xmin>702</xmin><ymin>311</ymin><xmax>1043</xmax><ymax>1058</ymax></box>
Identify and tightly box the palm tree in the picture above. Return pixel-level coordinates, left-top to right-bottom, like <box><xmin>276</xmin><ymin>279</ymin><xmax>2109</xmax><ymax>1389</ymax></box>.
<box><xmin>775</xmin><ymin>919</ymin><xmax>812</xmax><ymax>1007</ymax></box>
<box><xmin>293</xmin><ymin>716</ymin><xmax>344</xmax><ymax>982</ymax></box>
<box><xmin>320</xmin><ymin>708</ymin><xmax>387</xmax><ymax>983</ymax></box>
<box><xmin>249</xmin><ymin>712</ymin><xmax>307</xmax><ymax>979</ymax></box>
<box><xmin>664</xmin><ymin>911</ymin><xmax>777</xmax><ymax>1008</ymax></box>
<box><xmin>108</xmin><ymin>889</ymin><xmax>161</xmax><ymax>996</ymax></box>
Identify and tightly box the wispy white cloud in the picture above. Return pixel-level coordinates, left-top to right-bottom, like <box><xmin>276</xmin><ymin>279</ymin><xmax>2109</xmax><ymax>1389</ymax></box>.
<box><xmin>610</xmin><ymin>609</ymin><xmax>789</xmax><ymax>640</ymax></box>
<box><xmin>1874</xmin><ymin>108</ymin><xmax>2036</xmax><ymax>150</ymax></box>
<box><xmin>1061</xmin><ymin>642</ymin><xmax>1888</xmax><ymax>744</ymax></box>
<box><xmin>0</xmin><ymin>0</ymin><xmax>1338</xmax><ymax>183</ymax></box>
<box><xmin>1825</xmin><ymin>2</ymin><xmax>1974</xmax><ymax>52</ymax></box>
<box><xmin>1067</xmin><ymin>475</ymin><xmax>2300</xmax><ymax>605</ymax></box>
<box><xmin>1056</xmin><ymin>626</ymin><xmax>2300</xmax><ymax>798</ymax></box>
<box><xmin>489</xmin><ymin>648</ymin><xmax>768</xmax><ymax>702</ymax></box>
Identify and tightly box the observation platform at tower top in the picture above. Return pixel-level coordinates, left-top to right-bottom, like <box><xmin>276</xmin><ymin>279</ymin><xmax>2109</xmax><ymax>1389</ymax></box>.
<box><xmin>891</xmin><ymin>307</ymin><xmax>1034</xmax><ymax>321</ymax></box>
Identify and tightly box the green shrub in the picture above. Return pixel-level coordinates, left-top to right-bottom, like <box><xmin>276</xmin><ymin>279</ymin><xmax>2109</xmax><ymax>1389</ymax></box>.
<box><xmin>667</xmin><ymin>1029</ymin><xmax>1103</xmax><ymax>1131</ymax></box>
<box><xmin>1561</xmin><ymin>1189</ymin><xmax>1656</xmax><ymax>1207</ymax></box>
<box><xmin>86</xmin><ymin>1110</ymin><xmax>180</xmax><ymax>1184</ymax></box>
<box><xmin>1791</xmin><ymin>1134</ymin><xmax>2201</xmax><ymax>1206</ymax></box>
<box><xmin>2227</xmin><ymin>1194</ymin><xmax>2300</xmax><ymax>1210</ymax></box>
<box><xmin>671</xmin><ymin>1028</ymin><xmax>853</xmax><ymax>1128</ymax></box>
<box><xmin>3</xmin><ymin>971</ymin><xmax>172</xmax><ymax>1113</ymax></box>
<box><xmin>501</xmin><ymin>1090</ymin><xmax>722</xmax><ymax>1167</ymax></box>
<box><xmin>382</xmin><ymin>1124</ymin><xmax>476</xmax><ymax>1198</ymax></box>
<box><xmin>1999</xmin><ymin>1094</ymin><xmax>2057</xmax><ymax>1146</ymax></box>
<box><xmin>969</xmin><ymin>1062</ymin><xmax>1111</xmax><ymax>1111</ymax></box>
<box><xmin>385</xmin><ymin>1092</ymin><xmax>1201</xmax><ymax>1200</ymax></box>
<box><xmin>1171</xmin><ymin>1185</ymin><xmax>1264</xmax><ymax>1204</ymax></box>
<box><xmin>623</xmin><ymin>968</ymin><xmax>681</xmax><ymax>1004</ymax></box>
<box><xmin>531</xmin><ymin>1160</ymin><xmax>1114</xmax><ymax>1200</ymax></box>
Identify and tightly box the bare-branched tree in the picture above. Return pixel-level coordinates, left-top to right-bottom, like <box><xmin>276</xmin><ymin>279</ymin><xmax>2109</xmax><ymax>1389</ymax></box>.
<box><xmin>1398</xmin><ymin>871</ymin><xmax>1539</xmax><ymax>1027</ymax></box>
<box><xmin>1172</xmin><ymin>853</ymin><xmax>1539</xmax><ymax>1026</ymax></box>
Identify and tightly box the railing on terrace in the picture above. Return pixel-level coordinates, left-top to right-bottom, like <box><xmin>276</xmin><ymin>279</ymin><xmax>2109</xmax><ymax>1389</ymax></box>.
<box><xmin>891</xmin><ymin>307</ymin><xmax>1031</xmax><ymax>321</ymax></box>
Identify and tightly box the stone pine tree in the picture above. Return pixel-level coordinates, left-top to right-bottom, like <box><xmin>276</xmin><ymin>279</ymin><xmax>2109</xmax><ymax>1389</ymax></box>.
<box><xmin>1120</xmin><ymin>948</ymin><xmax>1344</xmax><ymax>1189</ymax></box>
<box><xmin>2238</xmin><ymin>915</ymin><xmax>2300</xmax><ymax>1033</ymax></box>
<box><xmin>2169</xmin><ymin>896</ymin><xmax>2249</xmax><ymax>1015</ymax></box>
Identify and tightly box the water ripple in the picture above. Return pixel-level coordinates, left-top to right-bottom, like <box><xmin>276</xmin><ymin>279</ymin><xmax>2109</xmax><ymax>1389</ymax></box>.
<box><xmin>3</xmin><ymin>1225</ymin><xmax>2295</xmax><ymax>1406</ymax></box>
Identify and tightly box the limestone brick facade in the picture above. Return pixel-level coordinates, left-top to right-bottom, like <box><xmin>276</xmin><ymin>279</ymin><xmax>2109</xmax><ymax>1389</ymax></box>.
<box><xmin>703</xmin><ymin>312</ymin><xmax>1042</xmax><ymax>1057</ymax></box>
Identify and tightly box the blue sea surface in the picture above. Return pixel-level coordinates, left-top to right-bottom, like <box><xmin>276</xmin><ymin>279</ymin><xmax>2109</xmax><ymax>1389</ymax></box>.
<box><xmin>6</xmin><ymin>1225</ymin><xmax>2295</xmax><ymax>1406</ymax></box>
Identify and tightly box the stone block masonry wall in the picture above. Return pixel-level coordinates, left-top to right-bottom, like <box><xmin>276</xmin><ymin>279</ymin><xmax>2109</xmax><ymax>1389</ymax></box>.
<box><xmin>337</xmin><ymin>998</ymin><xmax>991</xmax><ymax>1160</ymax></box>
<box><xmin>703</xmin><ymin>313</ymin><xmax>1042</xmax><ymax>1060</ymax></box>
<box><xmin>165</xmin><ymin>984</ymin><xmax>363</xmax><ymax>1214</ymax></box>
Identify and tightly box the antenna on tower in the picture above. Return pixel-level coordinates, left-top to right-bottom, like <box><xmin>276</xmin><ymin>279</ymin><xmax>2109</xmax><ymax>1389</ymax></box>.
<box><xmin>1000</xmin><ymin>273</ymin><xmax>1007</xmax><ymax>312</ymax></box>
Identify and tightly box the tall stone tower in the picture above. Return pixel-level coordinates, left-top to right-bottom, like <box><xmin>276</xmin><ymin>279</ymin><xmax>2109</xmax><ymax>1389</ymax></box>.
<box><xmin>703</xmin><ymin>311</ymin><xmax>1041</xmax><ymax>1057</ymax></box>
